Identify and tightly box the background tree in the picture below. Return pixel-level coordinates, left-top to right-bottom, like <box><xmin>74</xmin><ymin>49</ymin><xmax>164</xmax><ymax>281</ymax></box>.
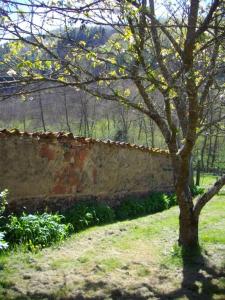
<box><xmin>0</xmin><ymin>0</ymin><xmax>225</xmax><ymax>248</ymax></box>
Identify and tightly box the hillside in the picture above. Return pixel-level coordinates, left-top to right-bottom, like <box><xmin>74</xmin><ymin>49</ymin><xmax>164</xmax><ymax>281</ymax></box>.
<box><xmin>0</xmin><ymin>25</ymin><xmax>225</xmax><ymax>170</ymax></box>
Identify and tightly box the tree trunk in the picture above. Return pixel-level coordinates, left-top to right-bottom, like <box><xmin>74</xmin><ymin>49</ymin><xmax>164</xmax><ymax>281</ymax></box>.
<box><xmin>189</xmin><ymin>155</ymin><xmax>195</xmax><ymax>189</ymax></box>
<box><xmin>137</xmin><ymin>119</ymin><xmax>142</xmax><ymax>140</ymax></box>
<box><xmin>150</xmin><ymin>119</ymin><xmax>155</xmax><ymax>148</ymax></box>
<box><xmin>173</xmin><ymin>154</ymin><xmax>225</xmax><ymax>249</ymax></box>
<box><xmin>23</xmin><ymin>117</ymin><xmax>26</xmax><ymax>132</ymax></box>
<box><xmin>143</xmin><ymin>117</ymin><xmax>149</xmax><ymax>146</ymax></box>
<box><xmin>206</xmin><ymin>132</ymin><xmax>212</xmax><ymax>172</ymax></box>
<box><xmin>200</xmin><ymin>134</ymin><xmax>207</xmax><ymax>170</ymax></box>
<box><xmin>38</xmin><ymin>93</ymin><xmax>46</xmax><ymax>132</ymax></box>
<box><xmin>171</xmin><ymin>153</ymin><xmax>199</xmax><ymax>248</ymax></box>
<box><xmin>196</xmin><ymin>159</ymin><xmax>201</xmax><ymax>186</ymax></box>
<box><xmin>63</xmin><ymin>90</ymin><xmax>71</xmax><ymax>132</ymax></box>
<box><xmin>179</xmin><ymin>210</ymin><xmax>199</xmax><ymax>248</ymax></box>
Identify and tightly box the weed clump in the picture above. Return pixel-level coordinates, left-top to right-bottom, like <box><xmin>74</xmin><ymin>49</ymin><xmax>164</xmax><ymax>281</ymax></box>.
<box><xmin>0</xmin><ymin>189</ymin><xmax>9</xmax><ymax>250</ymax></box>
<box><xmin>64</xmin><ymin>201</ymin><xmax>115</xmax><ymax>231</ymax></box>
<box><xmin>5</xmin><ymin>213</ymin><xmax>73</xmax><ymax>250</ymax></box>
<box><xmin>64</xmin><ymin>191</ymin><xmax>180</xmax><ymax>227</ymax></box>
<box><xmin>115</xmin><ymin>192</ymin><xmax>177</xmax><ymax>221</ymax></box>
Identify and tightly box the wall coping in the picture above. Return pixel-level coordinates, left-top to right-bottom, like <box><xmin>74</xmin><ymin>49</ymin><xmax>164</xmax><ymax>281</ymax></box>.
<box><xmin>0</xmin><ymin>128</ymin><xmax>170</xmax><ymax>155</ymax></box>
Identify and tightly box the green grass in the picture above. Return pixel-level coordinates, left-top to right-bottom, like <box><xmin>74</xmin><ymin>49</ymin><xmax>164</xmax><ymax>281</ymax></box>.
<box><xmin>0</xmin><ymin>175</ymin><xmax>224</xmax><ymax>299</ymax></box>
<box><xmin>200</xmin><ymin>195</ymin><xmax>224</xmax><ymax>243</ymax></box>
<box><xmin>198</xmin><ymin>172</ymin><xmax>218</xmax><ymax>187</ymax></box>
<box><xmin>196</xmin><ymin>172</ymin><xmax>225</xmax><ymax>197</ymax></box>
<box><xmin>97</xmin><ymin>257</ymin><xmax>123</xmax><ymax>272</ymax></box>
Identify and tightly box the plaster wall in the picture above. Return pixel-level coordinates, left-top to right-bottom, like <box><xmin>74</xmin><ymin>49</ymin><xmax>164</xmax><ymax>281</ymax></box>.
<box><xmin>0</xmin><ymin>129</ymin><xmax>174</xmax><ymax>212</ymax></box>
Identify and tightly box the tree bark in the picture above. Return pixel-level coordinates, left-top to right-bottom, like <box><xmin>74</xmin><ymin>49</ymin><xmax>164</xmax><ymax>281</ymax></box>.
<box><xmin>200</xmin><ymin>134</ymin><xmax>207</xmax><ymax>170</ymax></box>
<box><xmin>171</xmin><ymin>152</ymin><xmax>199</xmax><ymax>248</ymax></box>
<box><xmin>38</xmin><ymin>93</ymin><xmax>46</xmax><ymax>132</ymax></box>
<box><xmin>179</xmin><ymin>210</ymin><xmax>199</xmax><ymax>248</ymax></box>
<box><xmin>194</xmin><ymin>174</ymin><xmax>225</xmax><ymax>217</ymax></box>
<box><xmin>63</xmin><ymin>90</ymin><xmax>71</xmax><ymax>132</ymax></box>
<box><xmin>196</xmin><ymin>159</ymin><xmax>201</xmax><ymax>186</ymax></box>
<box><xmin>189</xmin><ymin>155</ymin><xmax>195</xmax><ymax>189</ymax></box>
<box><xmin>150</xmin><ymin>119</ymin><xmax>155</xmax><ymax>148</ymax></box>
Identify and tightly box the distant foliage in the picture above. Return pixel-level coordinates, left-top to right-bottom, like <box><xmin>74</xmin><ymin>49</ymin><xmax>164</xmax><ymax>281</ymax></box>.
<box><xmin>64</xmin><ymin>201</ymin><xmax>115</xmax><ymax>231</ymax></box>
<box><xmin>6</xmin><ymin>213</ymin><xmax>73</xmax><ymax>250</ymax></box>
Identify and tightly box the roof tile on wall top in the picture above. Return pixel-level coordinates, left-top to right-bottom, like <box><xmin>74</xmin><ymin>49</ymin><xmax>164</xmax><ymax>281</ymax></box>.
<box><xmin>0</xmin><ymin>129</ymin><xmax>169</xmax><ymax>155</ymax></box>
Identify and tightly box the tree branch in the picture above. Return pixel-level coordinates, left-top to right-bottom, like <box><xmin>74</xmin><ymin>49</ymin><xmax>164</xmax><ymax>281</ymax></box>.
<box><xmin>195</xmin><ymin>0</ymin><xmax>220</xmax><ymax>38</ymax></box>
<box><xmin>121</xmin><ymin>0</ymin><xmax>183</xmax><ymax>58</ymax></box>
<box><xmin>194</xmin><ymin>174</ymin><xmax>225</xmax><ymax>217</ymax></box>
<box><xmin>197</xmin><ymin>115</ymin><xmax>225</xmax><ymax>137</ymax></box>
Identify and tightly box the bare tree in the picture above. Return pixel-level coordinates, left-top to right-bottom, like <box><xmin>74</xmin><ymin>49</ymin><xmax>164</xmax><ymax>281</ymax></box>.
<box><xmin>38</xmin><ymin>91</ymin><xmax>46</xmax><ymax>132</ymax></box>
<box><xmin>63</xmin><ymin>87</ymin><xmax>71</xmax><ymax>132</ymax></box>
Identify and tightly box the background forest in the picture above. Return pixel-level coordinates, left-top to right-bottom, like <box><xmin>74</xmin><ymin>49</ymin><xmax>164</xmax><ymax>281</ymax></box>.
<box><xmin>0</xmin><ymin>27</ymin><xmax>224</xmax><ymax>172</ymax></box>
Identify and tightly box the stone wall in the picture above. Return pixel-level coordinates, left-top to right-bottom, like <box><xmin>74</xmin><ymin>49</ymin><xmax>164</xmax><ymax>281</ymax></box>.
<box><xmin>0</xmin><ymin>129</ymin><xmax>174</xmax><ymax>212</ymax></box>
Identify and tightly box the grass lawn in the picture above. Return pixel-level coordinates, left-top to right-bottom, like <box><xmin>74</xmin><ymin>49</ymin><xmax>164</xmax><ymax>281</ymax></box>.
<box><xmin>0</xmin><ymin>175</ymin><xmax>224</xmax><ymax>299</ymax></box>
<box><xmin>199</xmin><ymin>173</ymin><xmax>224</xmax><ymax>189</ymax></box>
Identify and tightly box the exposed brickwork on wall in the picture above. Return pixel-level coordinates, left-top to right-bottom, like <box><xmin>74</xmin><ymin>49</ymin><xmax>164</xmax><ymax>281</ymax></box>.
<box><xmin>0</xmin><ymin>129</ymin><xmax>174</xmax><ymax>212</ymax></box>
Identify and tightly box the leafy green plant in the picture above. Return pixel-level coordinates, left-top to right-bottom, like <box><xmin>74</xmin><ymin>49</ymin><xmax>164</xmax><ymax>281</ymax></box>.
<box><xmin>144</xmin><ymin>192</ymin><xmax>169</xmax><ymax>213</ymax></box>
<box><xmin>0</xmin><ymin>232</ymin><xmax>8</xmax><ymax>250</ymax></box>
<box><xmin>0</xmin><ymin>189</ymin><xmax>8</xmax><ymax>217</ymax></box>
<box><xmin>166</xmin><ymin>193</ymin><xmax>177</xmax><ymax>208</ymax></box>
<box><xmin>0</xmin><ymin>189</ymin><xmax>9</xmax><ymax>251</ymax></box>
<box><xmin>64</xmin><ymin>201</ymin><xmax>115</xmax><ymax>231</ymax></box>
<box><xmin>115</xmin><ymin>192</ymin><xmax>177</xmax><ymax>221</ymax></box>
<box><xmin>5</xmin><ymin>213</ymin><xmax>73</xmax><ymax>249</ymax></box>
<box><xmin>115</xmin><ymin>197</ymin><xmax>146</xmax><ymax>220</ymax></box>
<box><xmin>191</xmin><ymin>185</ymin><xmax>205</xmax><ymax>197</ymax></box>
<box><xmin>65</xmin><ymin>193</ymin><xmax>176</xmax><ymax>229</ymax></box>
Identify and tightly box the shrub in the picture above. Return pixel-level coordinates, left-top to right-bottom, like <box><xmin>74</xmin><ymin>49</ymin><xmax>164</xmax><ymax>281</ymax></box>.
<box><xmin>144</xmin><ymin>192</ymin><xmax>169</xmax><ymax>213</ymax></box>
<box><xmin>0</xmin><ymin>232</ymin><xmax>8</xmax><ymax>250</ymax></box>
<box><xmin>0</xmin><ymin>189</ymin><xmax>9</xmax><ymax>251</ymax></box>
<box><xmin>5</xmin><ymin>213</ymin><xmax>73</xmax><ymax>249</ymax></box>
<box><xmin>191</xmin><ymin>185</ymin><xmax>205</xmax><ymax>196</ymax></box>
<box><xmin>64</xmin><ymin>201</ymin><xmax>115</xmax><ymax>231</ymax></box>
<box><xmin>115</xmin><ymin>192</ymin><xmax>173</xmax><ymax>221</ymax></box>
<box><xmin>114</xmin><ymin>197</ymin><xmax>146</xmax><ymax>220</ymax></box>
<box><xmin>0</xmin><ymin>189</ymin><xmax>8</xmax><ymax>217</ymax></box>
<box><xmin>166</xmin><ymin>193</ymin><xmax>177</xmax><ymax>208</ymax></box>
<box><xmin>66</xmin><ymin>193</ymin><xmax>175</xmax><ymax>227</ymax></box>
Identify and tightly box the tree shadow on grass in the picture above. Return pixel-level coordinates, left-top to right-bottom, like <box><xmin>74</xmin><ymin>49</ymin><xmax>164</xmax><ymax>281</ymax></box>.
<box><xmin>126</xmin><ymin>248</ymin><xmax>225</xmax><ymax>300</ymax></box>
<box><xmin>7</xmin><ymin>249</ymin><xmax>225</xmax><ymax>300</ymax></box>
<box><xmin>178</xmin><ymin>249</ymin><xmax>225</xmax><ymax>300</ymax></box>
<box><xmin>76</xmin><ymin>249</ymin><xmax>225</xmax><ymax>300</ymax></box>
